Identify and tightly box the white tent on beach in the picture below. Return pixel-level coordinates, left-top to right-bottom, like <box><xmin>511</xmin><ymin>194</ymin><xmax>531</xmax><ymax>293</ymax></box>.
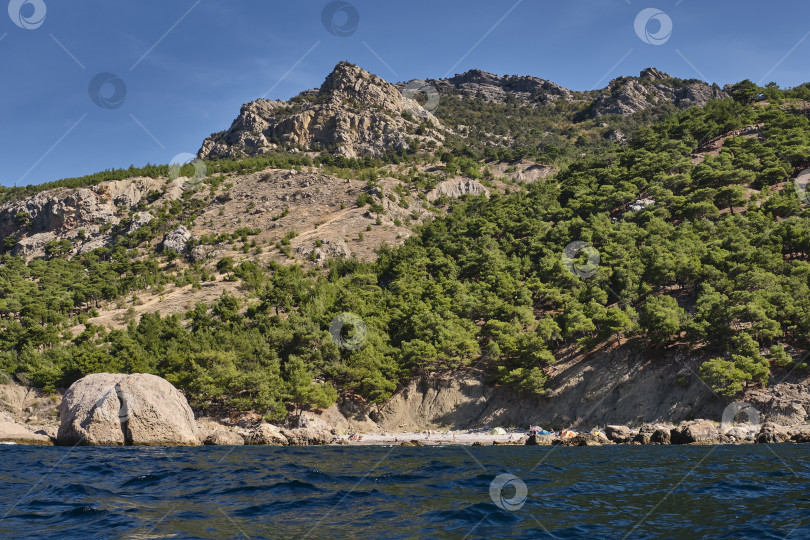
<box><xmin>490</xmin><ymin>427</ymin><xmax>507</xmax><ymax>435</ymax></box>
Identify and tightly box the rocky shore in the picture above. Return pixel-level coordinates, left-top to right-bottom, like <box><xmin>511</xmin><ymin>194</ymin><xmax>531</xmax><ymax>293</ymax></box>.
<box><xmin>1</xmin><ymin>373</ymin><xmax>810</xmax><ymax>448</ymax></box>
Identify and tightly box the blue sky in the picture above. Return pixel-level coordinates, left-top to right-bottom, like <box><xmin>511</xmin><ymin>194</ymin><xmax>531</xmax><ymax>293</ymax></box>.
<box><xmin>2</xmin><ymin>0</ymin><xmax>809</xmax><ymax>187</ymax></box>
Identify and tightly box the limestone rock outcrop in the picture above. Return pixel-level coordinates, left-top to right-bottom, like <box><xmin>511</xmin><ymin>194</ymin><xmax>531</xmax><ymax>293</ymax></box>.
<box><xmin>57</xmin><ymin>373</ymin><xmax>200</xmax><ymax>446</ymax></box>
<box><xmin>588</xmin><ymin>68</ymin><xmax>728</xmax><ymax>118</ymax></box>
<box><xmin>427</xmin><ymin>179</ymin><xmax>489</xmax><ymax>201</ymax></box>
<box><xmin>411</xmin><ymin>67</ymin><xmax>726</xmax><ymax>118</ymax></box>
<box><xmin>162</xmin><ymin>225</ymin><xmax>194</xmax><ymax>254</ymax></box>
<box><xmin>198</xmin><ymin>62</ymin><xmax>445</xmax><ymax>160</ymax></box>
<box><xmin>0</xmin><ymin>177</ymin><xmax>181</xmax><ymax>258</ymax></box>
<box><xmin>423</xmin><ymin>68</ymin><xmax>574</xmax><ymax>104</ymax></box>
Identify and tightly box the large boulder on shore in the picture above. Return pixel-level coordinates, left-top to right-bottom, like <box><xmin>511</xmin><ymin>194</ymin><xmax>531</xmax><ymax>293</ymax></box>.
<box><xmin>283</xmin><ymin>415</ymin><xmax>335</xmax><ymax>445</ymax></box>
<box><xmin>790</xmin><ymin>425</ymin><xmax>810</xmax><ymax>443</ymax></box>
<box><xmin>245</xmin><ymin>423</ymin><xmax>288</xmax><ymax>445</ymax></box>
<box><xmin>756</xmin><ymin>422</ymin><xmax>791</xmax><ymax>444</ymax></box>
<box><xmin>57</xmin><ymin>373</ymin><xmax>200</xmax><ymax>446</ymax></box>
<box><xmin>204</xmin><ymin>430</ymin><xmax>245</xmax><ymax>446</ymax></box>
<box><xmin>605</xmin><ymin>425</ymin><xmax>634</xmax><ymax>444</ymax></box>
<box><xmin>525</xmin><ymin>434</ymin><xmax>554</xmax><ymax>446</ymax></box>
<box><xmin>243</xmin><ymin>417</ymin><xmax>335</xmax><ymax>446</ymax></box>
<box><xmin>0</xmin><ymin>411</ymin><xmax>53</xmax><ymax>445</ymax></box>
<box><xmin>670</xmin><ymin>420</ymin><xmax>719</xmax><ymax>445</ymax></box>
<box><xmin>555</xmin><ymin>431</ymin><xmax>611</xmax><ymax>446</ymax></box>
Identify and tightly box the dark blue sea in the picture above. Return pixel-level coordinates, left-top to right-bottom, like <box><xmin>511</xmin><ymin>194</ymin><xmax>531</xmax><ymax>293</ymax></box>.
<box><xmin>0</xmin><ymin>444</ymin><xmax>808</xmax><ymax>539</ymax></box>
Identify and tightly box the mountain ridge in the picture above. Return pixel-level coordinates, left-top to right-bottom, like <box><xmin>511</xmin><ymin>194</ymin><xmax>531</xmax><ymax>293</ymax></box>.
<box><xmin>198</xmin><ymin>61</ymin><xmax>729</xmax><ymax>161</ymax></box>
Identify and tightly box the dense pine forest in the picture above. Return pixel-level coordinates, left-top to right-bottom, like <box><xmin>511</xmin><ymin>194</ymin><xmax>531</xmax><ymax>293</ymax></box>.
<box><xmin>2</xmin><ymin>80</ymin><xmax>810</xmax><ymax>419</ymax></box>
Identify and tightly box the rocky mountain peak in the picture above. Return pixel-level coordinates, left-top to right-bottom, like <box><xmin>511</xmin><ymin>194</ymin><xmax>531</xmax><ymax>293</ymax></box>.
<box><xmin>198</xmin><ymin>62</ymin><xmax>444</xmax><ymax>160</ymax></box>
<box><xmin>320</xmin><ymin>61</ymin><xmax>381</xmax><ymax>96</ymax></box>
<box><xmin>639</xmin><ymin>67</ymin><xmax>671</xmax><ymax>81</ymax></box>
<box><xmin>197</xmin><ymin>63</ymin><xmax>732</xmax><ymax>162</ymax></box>
<box><xmin>590</xmin><ymin>69</ymin><xmax>729</xmax><ymax>117</ymax></box>
<box><xmin>319</xmin><ymin>61</ymin><xmax>418</xmax><ymax>111</ymax></box>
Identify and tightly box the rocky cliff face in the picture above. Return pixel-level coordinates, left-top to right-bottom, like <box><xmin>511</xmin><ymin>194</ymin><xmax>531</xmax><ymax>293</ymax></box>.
<box><xmin>198</xmin><ymin>62</ymin><xmax>445</xmax><ymax>160</ymax></box>
<box><xmin>0</xmin><ymin>177</ymin><xmax>184</xmax><ymax>258</ymax></box>
<box><xmin>319</xmin><ymin>348</ymin><xmax>809</xmax><ymax>434</ymax></box>
<box><xmin>370</xmin><ymin>347</ymin><xmax>726</xmax><ymax>431</ymax></box>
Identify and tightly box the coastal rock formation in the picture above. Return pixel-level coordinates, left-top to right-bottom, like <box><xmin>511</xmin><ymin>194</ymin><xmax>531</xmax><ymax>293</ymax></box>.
<box><xmin>198</xmin><ymin>62</ymin><xmax>445</xmax><ymax>160</ymax></box>
<box><xmin>556</xmin><ymin>432</ymin><xmax>611</xmax><ymax>446</ymax></box>
<box><xmin>0</xmin><ymin>411</ymin><xmax>53</xmax><ymax>445</ymax></box>
<box><xmin>245</xmin><ymin>423</ymin><xmax>288</xmax><ymax>445</ymax></box>
<box><xmin>374</xmin><ymin>350</ymin><xmax>724</xmax><ymax>432</ymax></box>
<box><xmin>670</xmin><ymin>420</ymin><xmax>719</xmax><ymax>445</ymax></box>
<box><xmin>241</xmin><ymin>418</ymin><xmax>335</xmax><ymax>446</ymax></box>
<box><xmin>605</xmin><ymin>425</ymin><xmax>634</xmax><ymax>444</ymax></box>
<box><xmin>756</xmin><ymin>422</ymin><xmax>791</xmax><ymax>444</ymax></box>
<box><xmin>525</xmin><ymin>434</ymin><xmax>554</xmax><ymax>445</ymax></box>
<box><xmin>650</xmin><ymin>428</ymin><xmax>672</xmax><ymax>445</ymax></box>
<box><xmin>203</xmin><ymin>430</ymin><xmax>245</xmax><ymax>446</ymax></box>
<box><xmin>748</xmin><ymin>382</ymin><xmax>810</xmax><ymax>426</ymax></box>
<box><xmin>57</xmin><ymin>373</ymin><xmax>200</xmax><ymax>446</ymax></box>
<box><xmin>283</xmin><ymin>416</ymin><xmax>335</xmax><ymax>446</ymax></box>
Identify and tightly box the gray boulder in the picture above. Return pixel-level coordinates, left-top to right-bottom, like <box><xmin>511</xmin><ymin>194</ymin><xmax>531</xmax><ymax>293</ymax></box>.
<box><xmin>561</xmin><ymin>432</ymin><xmax>611</xmax><ymax>446</ymax></box>
<box><xmin>757</xmin><ymin>422</ymin><xmax>791</xmax><ymax>444</ymax></box>
<box><xmin>525</xmin><ymin>434</ymin><xmax>554</xmax><ymax>446</ymax></box>
<box><xmin>671</xmin><ymin>420</ymin><xmax>719</xmax><ymax>445</ymax></box>
<box><xmin>633</xmin><ymin>425</ymin><xmax>660</xmax><ymax>445</ymax></box>
<box><xmin>282</xmin><ymin>416</ymin><xmax>335</xmax><ymax>446</ymax></box>
<box><xmin>162</xmin><ymin>226</ymin><xmax>193</xmax><ymax>253</ymax></box>
<box><xmin>245</xmin><ymin>423</ymin><xmax>288</xmax><ymax>445</ymax></box>
<box><xmin>57</xmin><ymin>373</ymin><xmax>200</xmax><ymax>446</ymax></box>
<box><xmin>650</xmin><ymin>428</ymin><xmax>671</xmax><ymax>445</ymax></box>
<box><xmin>722</xmin><ymin>426</ymin><xmax>757</xmax><ymax>444</ymax></box>
<box><xmin>204</xmin><ymin>430</ymin><xmax>245</xmax><ymax>446</ymax></box>
<box><xmin>605</xmin><ymin>425</ymin><xmax>634</xmax><ymax>444</ymax></box>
